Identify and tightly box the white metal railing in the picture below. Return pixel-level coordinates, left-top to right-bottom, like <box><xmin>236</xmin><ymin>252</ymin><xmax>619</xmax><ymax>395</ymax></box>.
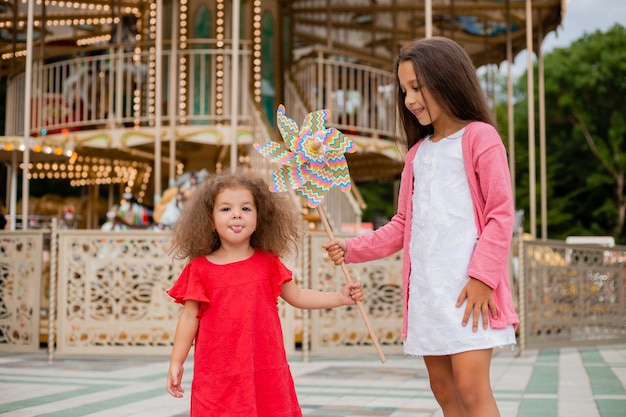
<box><xmin>5</xmin><ymin>40</ymin><xmax>252</xmax><ymax>137</ymax></box>
<box><xmin>291</xmin><ymin>47</ymin><xmax>396</xmax><ymax>140</ymax></box>
<box><xmin>283</xmin><ymin>76</ymin><xmax>363</xmax><ymax>233</ymax></box>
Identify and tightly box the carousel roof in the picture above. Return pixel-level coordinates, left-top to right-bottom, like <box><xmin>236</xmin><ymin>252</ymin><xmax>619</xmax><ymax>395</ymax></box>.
<box><xmin>0</xmin><ymin>0</ymin><xmax>566</xmax><ymax>71</ymax></box>
<box><xmin>288</xmin><ymin>0</ymin><xmax>567</xmax><ymax>68</ymax></box>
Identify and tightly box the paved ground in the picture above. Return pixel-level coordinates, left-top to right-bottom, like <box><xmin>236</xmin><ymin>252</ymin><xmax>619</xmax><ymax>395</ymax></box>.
<box><xmin>0</xmin><ymin>344</ymin><xmax>625</xmax><ymax>416</ymax></box>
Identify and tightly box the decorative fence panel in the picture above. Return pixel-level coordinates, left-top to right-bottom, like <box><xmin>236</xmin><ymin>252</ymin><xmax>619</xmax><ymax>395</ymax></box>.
<box><xmin>52</xmin><ymin>229</ymin><xmax>298</xmax><ymax>357</ymax></box>
<box><xmin>0</xmin><ymin>231</ymin><xmax>45</xmax><ymax>352</ymax></box>
<box><xmin>55</xmin><ymin>230</ymin><xmax>185</xmax><ymax>355</ymax></box>
<box><xmin>308</xmin><ymin>233</ymin><xmax>404</xmax><ymax>356</ymax></box>
<box><xmin>3</xmin><ymin>229</ymin><xmax>626</xmax><ymax>358</ymax></box>
<box><xmin>519</xmin><ymin>239</ymin><xmax>626</xmax><ymax>352</ymax></box>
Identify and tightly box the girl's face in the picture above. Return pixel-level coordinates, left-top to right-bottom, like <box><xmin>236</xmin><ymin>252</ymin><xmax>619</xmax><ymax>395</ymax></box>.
<box><xmin>398</xmin><ymin>60</ymin><xmax>444</xmax><ymax>127</ymax></box>
<box><xmin>212</xmin><ymin>186</ymin><xmax>257</xmax><ymax>248</ymax></box>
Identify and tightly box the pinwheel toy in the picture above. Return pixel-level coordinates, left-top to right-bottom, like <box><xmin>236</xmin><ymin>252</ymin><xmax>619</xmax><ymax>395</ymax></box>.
<box><xmin>254</xmin><ymin>104</ymin><xmax>356</xmax><ymax>208</ymax></box>
<box><xmin>254</xmin><ymin>104</ymin><xmax>386</xmax><ymax>363</ymax></box>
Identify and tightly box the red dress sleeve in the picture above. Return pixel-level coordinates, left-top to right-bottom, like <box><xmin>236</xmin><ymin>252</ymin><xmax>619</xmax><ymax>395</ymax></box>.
<box><xmin>267</xmin><ymin>252</ymin><xmax>293</xmax><ymax>299</ymax></box>
<box><xmin>167</xmin><ymin>257</ymin><xmax>211</xmax><ymax>305</ymax></box>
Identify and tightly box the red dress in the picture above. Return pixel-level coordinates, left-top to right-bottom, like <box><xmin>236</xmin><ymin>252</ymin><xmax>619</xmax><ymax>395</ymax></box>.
<box><xmin>167</xmin><ymin>249</ymin><xmax>303</xmax><ymax>417</ymax></box>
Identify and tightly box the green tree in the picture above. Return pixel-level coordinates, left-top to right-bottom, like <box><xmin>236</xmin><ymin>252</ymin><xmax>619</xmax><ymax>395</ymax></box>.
<box><xmin>510</xmin><ymin>24</ymin><xmax>626</xmax><ymax>242</ymax></box>
<box><xmin>357</xmin><ymin>180</ymin><xmax>397</xmax><ymax>227</ymax></box>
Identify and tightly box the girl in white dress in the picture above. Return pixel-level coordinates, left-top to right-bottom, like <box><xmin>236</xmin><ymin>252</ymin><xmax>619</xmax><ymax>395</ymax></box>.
<box><xmin>323</xmin><ymin>37</ymin><xmax>518</xmax><ymax>417</ymax></box>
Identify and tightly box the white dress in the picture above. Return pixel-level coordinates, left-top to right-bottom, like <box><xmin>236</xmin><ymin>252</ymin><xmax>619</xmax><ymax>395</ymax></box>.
<box><xmin>403</xmin><ymin>129</ymin><xmax>516</xmax><ymax>356</ymax></box>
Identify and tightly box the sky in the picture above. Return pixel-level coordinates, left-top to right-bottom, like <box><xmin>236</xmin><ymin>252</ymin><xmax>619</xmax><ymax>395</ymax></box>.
<box><xmin>503</xmin><ymin>0</ymin><xmax>626</xmax><ymax>76</ymax></box>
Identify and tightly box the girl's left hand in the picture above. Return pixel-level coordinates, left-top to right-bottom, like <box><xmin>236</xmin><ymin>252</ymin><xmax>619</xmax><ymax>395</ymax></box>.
<box><xmin>456</xmin><ymin>277</ymin><xmax>498</xmax><ymax>332</ymax></box>
<box><xmin>166</xmin><ymin>363</ymin><xmax>185</xmax><ymax>398</ymax></box>
<box><xmin>341</xmin><ymin>282</ymin><xmax>364</xmax><ymax>305</ymax></box>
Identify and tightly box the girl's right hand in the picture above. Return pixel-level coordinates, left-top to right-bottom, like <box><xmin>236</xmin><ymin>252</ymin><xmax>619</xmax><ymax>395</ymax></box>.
<box><xmin>322</xmin><ymin>238</ymin><xmax>347</xmax><ymax>265</ymax></box>
<box><xmin>166</xmin><ymin>363</ymin><xmax>185</xmax><ymax>398</ymax></box>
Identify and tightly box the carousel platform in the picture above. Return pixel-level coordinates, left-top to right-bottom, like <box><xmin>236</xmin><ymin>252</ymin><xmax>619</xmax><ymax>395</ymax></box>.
<box><xmin>1</xmin><ymin>344</ymin><xmax>625</xmax><ymax>417</ymax></box>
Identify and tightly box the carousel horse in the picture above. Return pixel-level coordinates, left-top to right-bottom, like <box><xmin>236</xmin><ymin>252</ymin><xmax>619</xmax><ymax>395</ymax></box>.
<box><xmin>101</xmin><ymin>193</ymin><xmax>155</xmax><ymax>231</ymax></box>
<box><xmin>153</xmin><ymin>169</ymin><xmax>210</xmax><ymax>229</ymax></box>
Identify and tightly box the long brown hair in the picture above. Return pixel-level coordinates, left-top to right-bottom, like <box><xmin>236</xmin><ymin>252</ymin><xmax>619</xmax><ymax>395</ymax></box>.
<box><xmin>170</xmin><ymin>170</ymin><xmax>303</xmax><ymax>261</ymax></box>
<box><xmin>394</xmin><ymin>36</ymin><xmax>495</xmax><ymax>149</ymax></box>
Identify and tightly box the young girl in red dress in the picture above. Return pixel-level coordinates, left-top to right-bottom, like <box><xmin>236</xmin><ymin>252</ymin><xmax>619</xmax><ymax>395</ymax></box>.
<box><xmin>166</xmin><ymin>171</ymin><xmax>363</xmax><ymax>417</ymax></box>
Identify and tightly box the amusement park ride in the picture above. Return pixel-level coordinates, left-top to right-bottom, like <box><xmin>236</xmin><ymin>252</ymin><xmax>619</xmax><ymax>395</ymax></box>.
<box><xmin>0</xmin><ymin>0</ymin><xmax>565</xmax><ymax>230</ymax></box>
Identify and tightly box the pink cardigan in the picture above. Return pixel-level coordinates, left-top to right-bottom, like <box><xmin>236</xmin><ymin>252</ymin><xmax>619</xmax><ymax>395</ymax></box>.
<box><xmin>344</xmin><ymin>121</ymin><xmax>519</xmax><ymax>339</ymax></box>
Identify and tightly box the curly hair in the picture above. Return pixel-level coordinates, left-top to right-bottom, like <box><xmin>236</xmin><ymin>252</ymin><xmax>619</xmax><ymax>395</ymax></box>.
<box><xmin>169</xmin><ymin>169</ymin><xmax>304</xmax><ymax>261</ymax></box>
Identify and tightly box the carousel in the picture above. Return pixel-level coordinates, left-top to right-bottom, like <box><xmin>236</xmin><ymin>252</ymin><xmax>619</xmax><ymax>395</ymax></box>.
<box><xmin>0</xmin><ymin>0</ymin><xmax>566</xmax><ymax>358</ymax></box>
<box><xmin>0</xmin><ymin>0</ymin><xmax>566</xmax><ymax>231</ymax></box>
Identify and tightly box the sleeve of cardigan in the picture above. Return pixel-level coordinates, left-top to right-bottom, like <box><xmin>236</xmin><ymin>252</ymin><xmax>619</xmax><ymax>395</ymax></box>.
<box><xmin>344</xmin><ymin>146</ymin><xmax>415</xmax><ymax>264</ymax></box>
<box><xmin>466</xmin><ymin>126</ymin><xmax>515</xmax><ymax>290</ymax></box>
<box><xmin>344</xmin><ymin>213</ymin><xmax>405</xmax><ymax>263</ymax></box>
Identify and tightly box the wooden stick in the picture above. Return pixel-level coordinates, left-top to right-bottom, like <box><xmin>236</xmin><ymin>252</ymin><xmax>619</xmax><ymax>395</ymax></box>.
<box><xmin>317</xmin><ymin>204</ymin><xmax>386</xmax><ymax>363</ymax></box>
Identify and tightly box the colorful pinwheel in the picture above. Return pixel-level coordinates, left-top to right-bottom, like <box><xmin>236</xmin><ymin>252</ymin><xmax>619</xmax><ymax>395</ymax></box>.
<box><xmin>253</xmin><ymin>104</ymin><xmax>356</xmax><ymax>208</ymax></box>
<box><xmin>254</xmin><ymin>104</ymin><xmax>386</xmax><ymax>363</ymax></box>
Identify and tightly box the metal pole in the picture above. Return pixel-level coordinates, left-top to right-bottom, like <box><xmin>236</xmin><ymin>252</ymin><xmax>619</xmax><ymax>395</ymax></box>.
<box><xmin>21</xmin><ymin>0</ymin><xmax>35</xmax><ymax>230</ymax></box>
<box><xmin>9</xmin><ymin>156</ymin><xmax>17</xmax><ymax>230</ymax></box>
<box><xmin>47</xmin><ymin>217</ymin><xmax>58</xmax><ymax>363</ymax></box>
<box><xmin>506</xmin><ymin>0</ymin><xmax>515</xmax><ymax>198</ymax></box>
<box><xmin>525</xmin><ymin>0</ymin><xmax>536</xmax><ymax>239</ymax></box>
<box><xmin>425</xmin><ymin>0</ymin><xmax>432</xmax><ymax>38</ymax></box>
<box><xmin>169</xmin><ymin>1</ymin><xmax>179</xmax><ymax>184</ymax></box>
<box><xmin>230</xmin><ymin>0</ymin><xmax>241</xmax><ymax>172</ymax></box>
<box><xmin>155</xmin><ymin>0</ymin><xmax>164</xmax><ymax>202</ymax></box>
<box><xmin>517</xmin><ymin>229</ymin><xmax>526</xmax><ymax>357</ymax></box>
<box><xmin>537</xmin><ymin>13</ymin><xmax>547</xmax><ymax>240</ymax></box>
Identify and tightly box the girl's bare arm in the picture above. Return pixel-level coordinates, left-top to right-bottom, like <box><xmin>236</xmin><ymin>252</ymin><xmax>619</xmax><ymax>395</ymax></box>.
<box><xmin>280</xmin><ymin>279</ymin><xmax>363</xmax><ymax>309</ymax></box>
<box><xmin>166</xmin><ymin>300</ymin><xmax>200</xmax><ymax>398</ymax></box>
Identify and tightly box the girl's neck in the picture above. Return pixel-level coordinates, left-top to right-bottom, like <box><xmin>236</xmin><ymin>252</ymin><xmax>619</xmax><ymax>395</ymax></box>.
<box><xmin>430</xmin><ymin>121</ymin><xmax>467</xmax><ymax>142</ymax></box>
<box><xmin>207</xmin><ymin>244</ymin><xmax>255</xmax><ymax>265</ymax></box>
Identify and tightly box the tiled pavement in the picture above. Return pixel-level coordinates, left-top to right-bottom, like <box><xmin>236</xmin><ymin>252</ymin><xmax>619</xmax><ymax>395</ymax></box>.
<box><xmin>0</xmin><ymin>344</ymin><xmax>625</xmax><ymax>417</ymax></box>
